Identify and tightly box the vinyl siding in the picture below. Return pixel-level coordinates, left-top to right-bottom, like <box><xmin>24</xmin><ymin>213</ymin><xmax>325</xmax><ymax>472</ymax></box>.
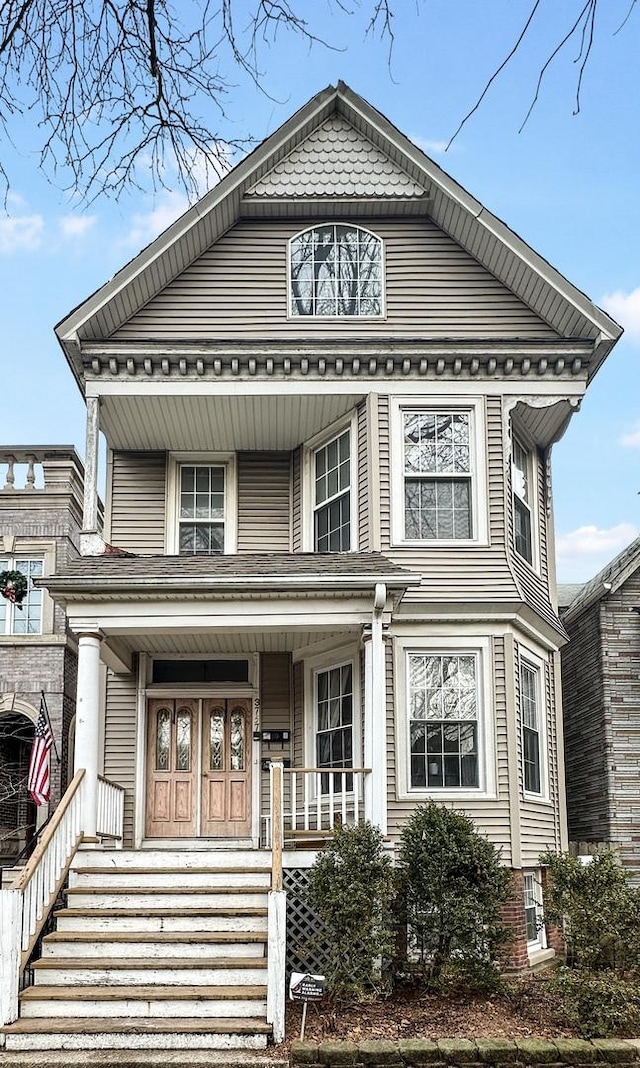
<box><xmin>511</xmin><ymin>447</ymin><xmax>559</xmax><ymax>634</ymax></box>
<box><xmin>518</xmin><ymin>645</ymin><xmax>562</xmax><ymax>865</ymax></box>
<box><xmin>103</xmin><ymin>667</ymin><xmax>138</xmax><ymax>848</ymax></box>
<box><xmin>377</xmin><ymin>394</ymin><xmax>521</xmax><ymax>604</ymax></box>
<box><xmin>258</xmin><ymin>652</ymin><xmax>292</xmax><ymax>838</ymax></box>
<box><xmin>386</xmin><ymin>635</ymin><xmax>513</xmax><ymax>864</ymax></box>
<box><xmin>291</xmin><ymin>448</ymin><xmax>302</xmax><ymax>552</ymax></box>
<box><xmin>357</xmin><ymin>402</ymin><xmax>370</xmax><ymax>551</ymax></box>
<box><xmin>237</xmin><ymin>452</ymin><xmax>291</xmax><ymax>552</ymax></box>
<box><xmin>113</xmin><ymin>218</ymin><xmax>559</xmax><ymax>341</ymax></box>
<box><xmin>110</xmin><ymin>452</ymin><xmax>166</xmax><ymax>554</ymax></box>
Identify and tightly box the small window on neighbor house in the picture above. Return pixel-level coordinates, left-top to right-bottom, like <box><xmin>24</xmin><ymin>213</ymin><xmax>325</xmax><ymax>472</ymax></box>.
<box><xmin>402</xmin><ymin>410</ymin><xmax>472</xmax><ymax>540</ymax></box>
<box><xmin>289</xmin><ymin>224</ymin><xmax>383</xmax><ymax>317</ymax></box>
<box><xmin>0</xmin><ymin>557</ymin><xmax>43</xmax><ymax>635</ymax></box>
<box><xmin>512</xmin><ymin>438</ymin><xmax>533</xmax><ymax>565</ymax></box>
<box><xmin>520</xmin><ymin>660</ymin><xmax>542</xmax><ymax>795</ymax></box>
<box><xmin>314</xmin><ymin>430</ymin><xmax>351</xmax><ymax>552</ymax></box>
<box><xmin>178</xmin><ymin>465</ymin><xmax>225</xmax><ymax>554</ymax></box>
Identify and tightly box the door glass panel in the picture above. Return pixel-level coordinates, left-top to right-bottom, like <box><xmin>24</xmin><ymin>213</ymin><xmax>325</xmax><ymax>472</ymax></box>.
<box><xmin>230</xmin><ymin>708</ymin><xmax>245</xmax><ymax>771</ymax></box>
<box><xmin>156</xmin><ymin>707</ymin><xmax>171</xmax><ymax>771</ymax></box>
<box><xmin>175</xmin><ymin>707</ymin><xmax>192</xmax><ymax>771</ymax></box>
<box><xmin>210</xmin><ymin>708</ymin><xmax>224</xmax><ymax>770</ymax></box>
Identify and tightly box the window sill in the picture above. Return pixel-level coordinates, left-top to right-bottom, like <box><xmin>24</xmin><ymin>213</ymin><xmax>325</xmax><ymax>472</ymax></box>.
<box><xmin>523</xmin><ymin>792</ymin><xmax>553</xmax><ymax>806</ymax></box>
<box><xmin>391</xmin><ymin>538</ymin><xmax>490</xmax><ymax>549</ymax></box>
<box><xmin>398</xmin><ymin>788</ymin><xmax>498</xmax><ymax>803</ymax></box>
<box><xmin>527</xmin><ymin>946</ymin><xmax>555</xmax><ymax>968</ymax></box>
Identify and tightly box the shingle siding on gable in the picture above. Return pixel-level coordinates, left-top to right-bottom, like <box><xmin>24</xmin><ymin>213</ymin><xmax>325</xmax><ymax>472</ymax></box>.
<box><xmin>112</xmin><ymin>219</ymin><xmax>559</xmax><ymax>341</ymax></box>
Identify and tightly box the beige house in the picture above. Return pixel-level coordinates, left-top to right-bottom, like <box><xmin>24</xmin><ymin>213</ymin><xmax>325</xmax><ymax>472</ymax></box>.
<box><xmin>0</xmin><ymin>82</ymin><xmax>621</xmax><ymax>1052</ymax></box>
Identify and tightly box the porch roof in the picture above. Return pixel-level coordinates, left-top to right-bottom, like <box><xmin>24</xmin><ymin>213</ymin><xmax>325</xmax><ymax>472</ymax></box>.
<box><xmin>39</xmin><ymin>551</ymin><xmax>418</xmax><ymax>601</ymax></box>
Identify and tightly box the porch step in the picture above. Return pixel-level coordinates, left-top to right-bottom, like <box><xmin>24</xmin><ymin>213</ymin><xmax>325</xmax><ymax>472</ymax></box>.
<box><xmin>54</xmin><ymin>906</ymin><xmax>268</xmax><ymax>933</ymax></box>
<box><xmin>20</xmin><ymin>984</ymin><xmax>267</xmax><ymax>1019</ymax></box>
<box><xmin>69</xmin><ymin>868</ymin><xmax>271</xmax><ymax>889</ymax></box>
<box><xmin>33</xmin><ymin>956</ymin><xmax>268</xmax><ymax>987</ymax></box>
<box><xmin>64</xmin><ymin>886</ymin><xmax>268</xmax><ymax>909</ymax></box>
<box><xmin>2</xmin><ymin>1016</ymin><xmax>271</xmax><ymax>1052</ymax></box>
<box><xmin>41</xmin><ymin>931</ymin><xmax>267</xmax><ymax>959</ymax></box>
<box><xmin>72</xmin><ymin>849</ymin><xmax>271</xmax><ymax>870</ymax></box>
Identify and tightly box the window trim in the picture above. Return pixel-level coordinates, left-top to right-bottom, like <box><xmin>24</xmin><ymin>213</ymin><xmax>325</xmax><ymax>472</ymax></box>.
<box><xmin>391</xmin><ymin>396</ymin><xmax>488</xmax><ymax>546</ymax></box>
<box><xmin>287</xmin><ymin>223</ymin><xmax>386</xmax><ymax>321</ymax></box>
<box><xmin>523</xmin><ymin>869</ymin><xmax>547</xmax><ymax>952</ymax></box>
<box><xmin>518</xmin><ymin>646</ymin><xmax>549</xmax><ymax>802</ymax></box>
<box><xmin>394</xmin><ymin>635</ymin><xmax>496</xmax><ymax>802</ymax></box>
<box><xmin>166</xmin><ymin>452</ymin><xmax>237</xmax><ymax>555</ymax></box>
<box><xmin>303</xmin><ymin>645</ymin><xmax>361</xmax><ymax>791</ymax></box>
<box><xmin>511</xmin><ymin>431</ymin><xmax>539</xmax><ymax>572</ymax></box>
<box><xmin>302</xmin><ymin>416</ymin><xmax>358</xmax><ymax>553</ymax></box>
<box><xmin>0</xmin><ymin>543</ymin><xmax>54</xmax><ymax>636</ymax></box>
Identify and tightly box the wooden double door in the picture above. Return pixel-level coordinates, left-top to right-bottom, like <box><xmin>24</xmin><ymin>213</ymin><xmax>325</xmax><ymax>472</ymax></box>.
<box><xmin>146</xmin><ymin>697</ymin><xmax>252</xmax><ymax>838</ymax></box>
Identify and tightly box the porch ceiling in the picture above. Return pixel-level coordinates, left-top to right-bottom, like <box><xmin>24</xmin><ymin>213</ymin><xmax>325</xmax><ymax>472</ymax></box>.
<box><xmin>109</xmin><ymin>627</ymin><xmax>357</xmax><ymax>655</ymax></box>
<box><xmin>98</xmin><ymin>392</ymin><xmax>364</xmax><ymax>451</ymax></box>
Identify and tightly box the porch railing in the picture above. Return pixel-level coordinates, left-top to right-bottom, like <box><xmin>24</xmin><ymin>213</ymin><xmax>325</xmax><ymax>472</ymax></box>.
<box><xmin>264</xmin><ymin>766</ymin><xmax>371</xmax><ymax>847</ymax></box>
<box><xmin>97</xmin><ymin>775</ymin><xmax>125</xmax><ymax>843</ymax></box>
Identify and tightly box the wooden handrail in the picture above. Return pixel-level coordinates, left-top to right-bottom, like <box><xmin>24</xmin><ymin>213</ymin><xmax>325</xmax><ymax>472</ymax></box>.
<box><xmin>14</xmin><ymin>769</ymin><xmax>85</xmax><ymax>893</ymax></box>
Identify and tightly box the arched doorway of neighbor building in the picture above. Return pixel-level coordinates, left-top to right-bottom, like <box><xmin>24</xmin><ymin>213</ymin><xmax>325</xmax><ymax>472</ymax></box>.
<box><xmin>0</xmin><ymin>696</ymin><xmax>39</xmax><ymax>865</ymax></box>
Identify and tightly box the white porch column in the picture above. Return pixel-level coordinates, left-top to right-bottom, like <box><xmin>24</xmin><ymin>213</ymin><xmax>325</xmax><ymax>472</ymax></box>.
<box><xmin>81</xmin><ymin>396</ymin><xmax>104</xmax><ymax>555</ymax></box>
<box><xmin>363</xmin><ymin>583</ymin><xmax>387</xmax><ymax>834</ymax></box>
<box><xmin>75</xmin><ymin>630</ymin><xmax>103</xmax><ymax>841</ymax></box>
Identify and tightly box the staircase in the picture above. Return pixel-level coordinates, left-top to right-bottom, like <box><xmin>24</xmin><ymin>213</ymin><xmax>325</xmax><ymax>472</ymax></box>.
<box><xmin>2</xmin><ymin>849</ymin><xmax>274</xmax><ymax>1052</ymax></box>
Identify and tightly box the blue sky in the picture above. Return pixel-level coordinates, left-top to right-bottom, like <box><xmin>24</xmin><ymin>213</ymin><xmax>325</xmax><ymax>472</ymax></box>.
<box><xmin>0</xmin><ymin>0</ymin><xmax>638</xmax><ymax>582</ymax></box>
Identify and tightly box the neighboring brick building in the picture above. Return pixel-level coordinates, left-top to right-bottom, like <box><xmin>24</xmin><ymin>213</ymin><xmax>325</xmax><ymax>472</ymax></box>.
<box><xmin>0</xmin><ymin>447</ymin><xmax>92</xmax><ymax>863</ymax></box>
<box><xmin>559</xmin><ymin>537</ymin><xmax>640</xmax><ymax>881</ymax></box>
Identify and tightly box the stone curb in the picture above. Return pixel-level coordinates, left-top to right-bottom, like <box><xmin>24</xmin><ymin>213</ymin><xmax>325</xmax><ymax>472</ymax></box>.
<box><xmin>291</xmin><ymin>1039</ymin><xmax>640</xmax><ymax>1066</ymax></box>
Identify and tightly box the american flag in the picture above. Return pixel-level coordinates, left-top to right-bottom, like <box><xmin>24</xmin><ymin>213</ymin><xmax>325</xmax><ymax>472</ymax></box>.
<box><xmin>27</xmin><ymin>698</ymin><xmax>53</xmax><ymax>806</ymax></box>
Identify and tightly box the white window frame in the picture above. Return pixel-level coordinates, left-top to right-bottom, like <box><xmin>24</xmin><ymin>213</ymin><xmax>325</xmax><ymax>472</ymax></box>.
<box><xmin>523</xmin><ymin>869</ymin><xmax>547</xmax><ymax>952</ymax></box>
<box><xmin>0</xmin><ymin>543</ymin><xmax>54</xmax><ymax>636</ymax></box>
<box><xmin>166</xmin><ymin>453</ymin><xmax>237</xmax><ymax>555</ymax></box>
<box><xmin>512</xmin><ymin>432</ymin><xmax>538</xmax><ymax>570</ymax></box>
<box><xmin>304</xmin><ymin>645</ymin><xmax>362</xmax><ymax>795</ymax></box>
<box><xmin>518</xmin><ymin>646</ymin><xmax>549</xmax><ymax>802</ymax></box>
<box><xmin>302</xmin><ymin>416</ymin><xmax>358</xmax><ymax>553</ymax></box>
<box><xmin>391</xmin><ymin>397</ymin><xmax>488</xmax><ymax>546</ymax></box>
<box><xmin>395</xmin><ymin>635</ymin><xmax>496</xmax><ymax>802</ymax></box>
<box><xmin>287</xmin><ymin>223</ymin><xmax>385</xmax><ymax>320</ymax></box>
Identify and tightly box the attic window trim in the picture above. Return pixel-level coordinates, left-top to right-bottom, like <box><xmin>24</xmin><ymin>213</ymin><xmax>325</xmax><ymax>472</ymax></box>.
<box><xmin>288</xmin><ymin>222</ymin><xmax>385</xmax><ymax>320</ymax></box>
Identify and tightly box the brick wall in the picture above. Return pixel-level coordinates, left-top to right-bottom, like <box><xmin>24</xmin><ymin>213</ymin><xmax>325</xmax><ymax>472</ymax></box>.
<box><xmin>500</xmin><ymin>869</ymin><xmax>529</xmax><ymax>971</ymax></box>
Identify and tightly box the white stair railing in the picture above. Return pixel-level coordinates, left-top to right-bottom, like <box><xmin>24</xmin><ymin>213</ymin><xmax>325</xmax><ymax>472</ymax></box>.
<box><xmin>97</xmin><ymin>775</ymin><xmax>125</xmax><ymax>843</ymax></box>
<box><xmin>284</xmin><ymin>766</ymin><xmax>370</xmax><ymax>840</ymax></box>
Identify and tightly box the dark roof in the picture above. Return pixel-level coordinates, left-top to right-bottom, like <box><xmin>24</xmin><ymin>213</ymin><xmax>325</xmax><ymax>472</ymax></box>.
<box><xmin>561</xmin><ymin>536</ymin><xmax>640</xmax><ymax>623</ymax></box>
<box><xmin>40</xmin><ymin>551</ymin><xmax>417</xmax><ymax>593</ymax></box>
<box><xmin>557</xmin><ymin>583</ymin><xmax>585</xmax><ymax>610</ymax></box>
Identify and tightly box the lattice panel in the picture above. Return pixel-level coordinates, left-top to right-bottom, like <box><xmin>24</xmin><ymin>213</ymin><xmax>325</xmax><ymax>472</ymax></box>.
<box><xmin>284</xmin><ymin>867</ymin><xmax>333</xmax><ymax>975</ymax></box>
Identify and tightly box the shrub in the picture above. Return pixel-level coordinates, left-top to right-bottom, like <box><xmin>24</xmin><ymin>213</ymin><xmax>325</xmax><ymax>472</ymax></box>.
<box><xmin>307</xmin><ymin>821</ymin><xmax>396</xmax><ymax>999</ymax></box>
<box><xmin>550</xmin><ymin>970</ymin><xmax>640</xmax><ymax>1037</ymax></box>
<box><xmin>540</xmin><ymin>849</ymin><xmax>640</xmax><ymax>972</ymax></box>
<box><xmin>397</xmin><ymin>803</ymin><xmax>512</xmax><ymax>987</ymax></box>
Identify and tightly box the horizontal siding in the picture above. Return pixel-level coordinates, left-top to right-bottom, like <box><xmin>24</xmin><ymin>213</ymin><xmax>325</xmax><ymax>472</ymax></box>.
<box><xmin>377</xmin><ymin>394</ymin><xmax>521</xmax><ymax>603</ymax></box>
<box><xmin>510</xmin><ymin>446</ymin><xmax>560</xmax><ymax>633</ymax></box>
<box><xmin>237</xmin><ymin>452</ymin><xmax>291</xmax><ymax>552</ymax></box>
<box><xmin>386</xmin><ymin>635</ymin><xmax>513</xmax><ymax>865</ymax></box>
<box><xmin>110</xmin><ymin>452</ymin><xmax>166</xmax><ymax>554</ymax></box>
<box><xmin>291</xmin><ymin>448</ymin><xmax>302</xmax><ymax>553</ymax></box>
<box><xmin>519</xmin><ymin>648</ymin><xmax>561</xmax><ymax>865</ymax></box>
<box><xmin>113</xmin><ymin>219</ymin><xmax>559</xmax><ymax>340</ymax></box>
<box><xmin>357</xmin><ymin>402</ymin><xmax>370</xmax><ymax>552</ymax></box>
<box><xmin>103</xmin><ymin>668</ymin><xmax>138</xmax><ymax>848</ymax></box>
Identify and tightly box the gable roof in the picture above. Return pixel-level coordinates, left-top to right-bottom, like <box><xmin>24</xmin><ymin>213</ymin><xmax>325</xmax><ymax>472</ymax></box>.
<box><xmin>561</xmin><ymin>536</ymin><xmax>640</xmax><ymax>623</ymax></box>
<box><xmin>56</xmin><ymin>81</ymin><xmax>621</xmax><ymax>392</ymax></box>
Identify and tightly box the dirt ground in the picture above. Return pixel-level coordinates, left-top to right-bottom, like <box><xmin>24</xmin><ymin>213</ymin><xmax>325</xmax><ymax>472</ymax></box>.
<box><xmin>282</xmin><ymin>977</ymin><xmax>577</xmax><ymax>1050</ymax></box>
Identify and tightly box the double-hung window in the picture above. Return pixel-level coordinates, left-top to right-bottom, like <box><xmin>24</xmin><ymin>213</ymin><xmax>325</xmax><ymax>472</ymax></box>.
<box><xmin>512</xmin><ymin>437</ymin><xmax>534</xmax><ymax>565</ymax></box>
<box><xmin>520</xmin><ymin>658</ymin><xmax>543</xmax><ymax>796</ymax></box>
<box><xmin>314</xmin><ymin>431</ymin><xmax>351</xmax><ymax>552</ymax></box>
<box><xmin>315</xmin><ymin>663</ymin><xmax>354</xmax><ymax>793</ymax></box>
<box><xmin>289</xmin><ymin>224</ymin><xmax>383</xmax><ymax>318</ymax></box>
<box><xmin>408</xmin><ymin>653</ymin><xmax>479</xmax><ymax>790</ymax></box>
<box><xmin>177</xmin><ymin>464</ymin><xmax>226</xmax><ymax>555</ymax></box>
<box><xmin>0</xmin><ymin>557</ymin><xmax>43</xmax><ymax>634</ymax></box>
<box><xmin>523</xmin><ymin>871</ymin><xmax>546</xmax><ymax>950</ymax></box>
<box><xmin>393</xmin><ymin>400</ymin><xmax>487</xmax><ymax>544</ymax></box>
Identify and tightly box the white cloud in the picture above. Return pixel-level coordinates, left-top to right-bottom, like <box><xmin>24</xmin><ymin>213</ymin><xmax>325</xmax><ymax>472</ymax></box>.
<box><xmin>601</xmin><ymin>286</ymin><xmax>640</xmax><ymax>342</ymax></box>
<box><xmin>119</xmin><ymin>191</ymin><xmax>190</xmax><ymax>250</ymax></box>
<box><xmin>0</xmin><ymin>213</ymin><xmax>44</xmax><ymax>253</ymax></box>
<box><xmin>411</xmin><ymin>136</ymin><xmax>451</xmax><ymax>157</ymax></box>
<box><xmin>619</xmin><ymin>422</ymin><xmax>640</xmax><ymax>448</ymax></box>
<box><xmin>556</xmin><ymin>522</ymin><xmax>639</xmax><ymax>582</ymax></box>
<box><xmin>5</xmin><ymin>191</ymin><xmax>26</xmax><ymax>208</ymax></box>
<box><xmin>59</xmin><ymin>214</ymin><xmax>97</xmax><ymax>239</ymax></box>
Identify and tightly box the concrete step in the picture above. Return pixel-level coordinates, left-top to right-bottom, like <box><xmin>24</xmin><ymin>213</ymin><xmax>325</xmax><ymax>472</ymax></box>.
<box><xmin>20</xmin><ymin>984</ymin><xmax>267</xmax><ymax>1019</ymax></box>
<box><xmin>71</xmin><ymin>849</ymin><xmax>270</xmax><ymax>871</ymax></box>
<box><xmin>41</xmin><ymin>931</ymin><xmax>267</xmax><ymax>959</ymax></box>
<box><xmin>64</xmin><ymin>887</ymin><xmax>268</xmax><ymax>909</ymax></box>
<box><xmin>68</xmin><ymin>869</ymin><xmax>271</xmax><ymax>889</ymax></box>
<box><xmin>2</xmin><ymin>1017</ymin><xmax>271</xmax><ymax>1052</ymax></box>
<box><xmin>32</xmin><ymin>957</ymin><xmax>269</xmax><ymax>987</ymax></box>
<box><xmin>54</xmin><ymin>906</ymin><xmax>268</xmax><ymax>933</ymax></box>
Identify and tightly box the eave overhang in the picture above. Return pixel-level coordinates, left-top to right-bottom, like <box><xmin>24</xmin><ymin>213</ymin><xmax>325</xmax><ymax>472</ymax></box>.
<box><xmin>56</xmin><ymin>82</ymin><xmax>622</xmax><ymax>393</ymax></box>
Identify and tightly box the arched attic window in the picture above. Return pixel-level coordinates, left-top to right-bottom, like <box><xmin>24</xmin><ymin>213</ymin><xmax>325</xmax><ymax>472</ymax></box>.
<box><xmin>289</xmin><ymin>224</ymin><xmax>383</xmax><ymax>318</ymax></box>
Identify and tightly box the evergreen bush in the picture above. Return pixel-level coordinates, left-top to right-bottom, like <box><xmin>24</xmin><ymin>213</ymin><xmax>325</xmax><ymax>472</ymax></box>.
<box><xmin>307</xmin><ymin>821</ymin><xmax>395</xmax><ymax>999</ymax></box>
<box><xmin>397</xmin><ymin>803</ymin><xmax>512</xmax><ymax>987</ymax></box>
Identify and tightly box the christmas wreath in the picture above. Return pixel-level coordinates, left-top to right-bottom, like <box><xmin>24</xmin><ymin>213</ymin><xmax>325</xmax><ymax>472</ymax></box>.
<box><xmin>0</xmin><ymin>569</ymin><xmax>28</xmax><ymax>608</ymax></box>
